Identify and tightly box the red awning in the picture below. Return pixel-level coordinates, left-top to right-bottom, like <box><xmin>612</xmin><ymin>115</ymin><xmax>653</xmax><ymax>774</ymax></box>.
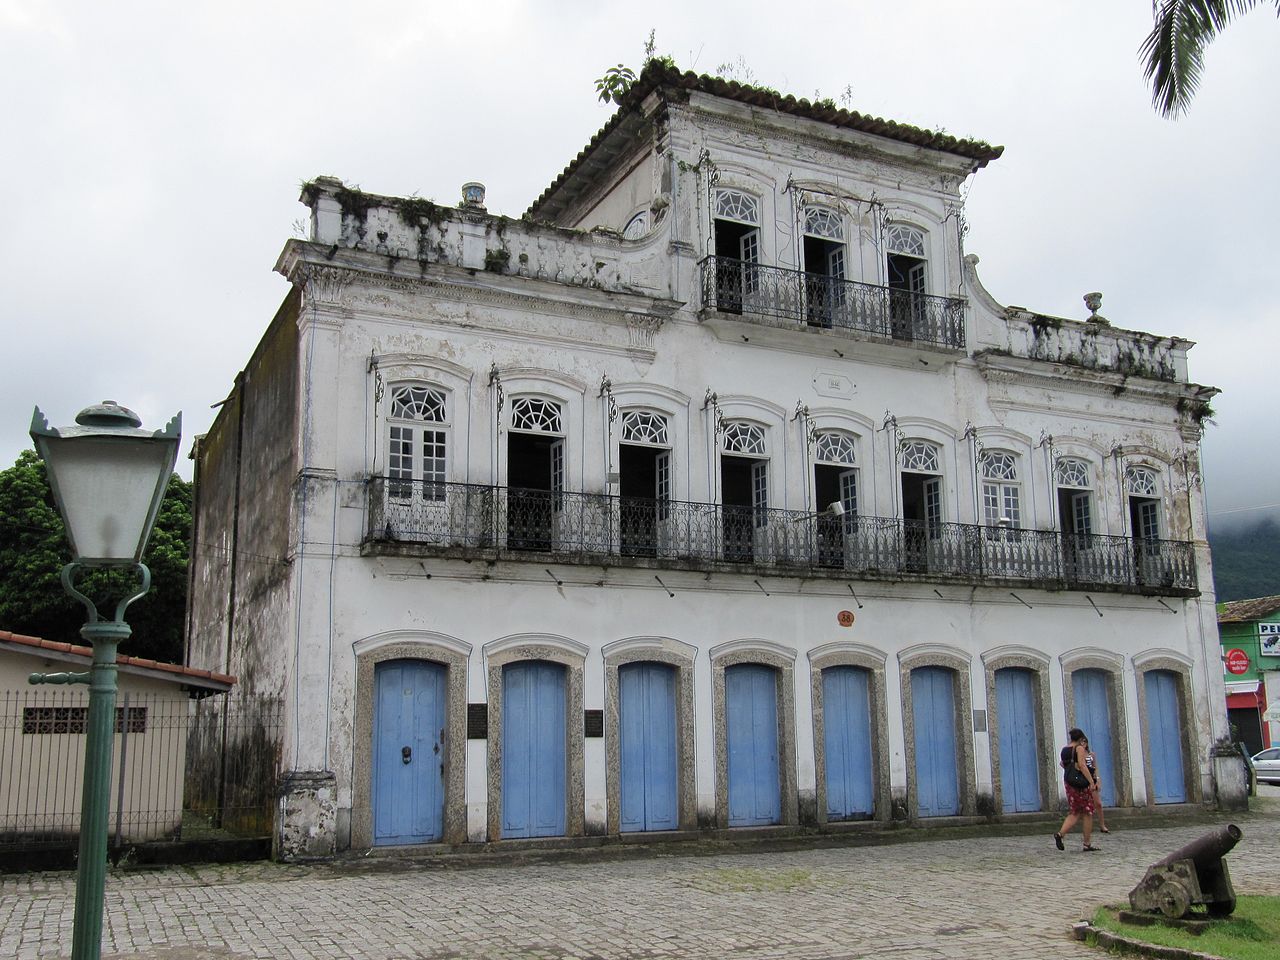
<box><xmin>1227</xmin><ymin>691</ymin><xmax>1262</xmax><ymax>710</ymax></box>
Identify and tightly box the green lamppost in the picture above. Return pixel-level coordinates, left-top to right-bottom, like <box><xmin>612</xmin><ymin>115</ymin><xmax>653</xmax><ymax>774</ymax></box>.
<box><xmin>28</xmin><ymin>401</ymin><xmax>181</xmax><ymax>960</ymax></box>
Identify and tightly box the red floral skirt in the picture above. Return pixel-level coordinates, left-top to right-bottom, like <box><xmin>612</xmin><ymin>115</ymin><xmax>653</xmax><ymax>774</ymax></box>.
<box><xmin>1066</xmin><ymin>783</ymin><xmax>1096</xmax><ymax>815</ymax></box>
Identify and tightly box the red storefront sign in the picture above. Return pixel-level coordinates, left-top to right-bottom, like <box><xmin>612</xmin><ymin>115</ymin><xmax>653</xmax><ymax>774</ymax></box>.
<box><xmin>1225</xmin><ymin>648</ymin><xmax>1251</xmax><ymax>675</ymax></box>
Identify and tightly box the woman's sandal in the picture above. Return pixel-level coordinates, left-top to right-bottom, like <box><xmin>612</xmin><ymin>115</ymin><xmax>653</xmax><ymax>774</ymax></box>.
<box><xmin>1082</xmin><ymin>844</ymin><xmax>1100</xmax><ymax>852</ymax></box>
<box><xmin>1054</xmin><ymin>832</ymin><xmax>1064</xmax><ymax>851</ymax></box>
<box><xmin>1100</xmin><ymin>827</ymin><xmax>1111</xmax><ymax>834</ymax></box>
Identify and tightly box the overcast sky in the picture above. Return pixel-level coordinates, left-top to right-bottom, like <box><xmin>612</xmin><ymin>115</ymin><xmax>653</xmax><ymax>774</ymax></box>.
<box><xmin>2</xmin><ymin>2</ymin><xmax>1276</xmax><ymax>527</ymax></box>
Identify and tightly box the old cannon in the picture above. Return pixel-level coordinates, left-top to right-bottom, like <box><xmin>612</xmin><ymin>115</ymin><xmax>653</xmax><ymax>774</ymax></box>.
<box><xmin>1128</xmin><ymin>824</ymin><xmax>1241</xmax><ymax>919</ymax></box>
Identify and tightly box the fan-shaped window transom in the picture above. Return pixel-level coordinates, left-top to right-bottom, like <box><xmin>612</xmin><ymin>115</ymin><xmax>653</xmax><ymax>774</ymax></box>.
<box><xmin>621</xmin><ymin>410</ymin><xmax>669</xmax><ymax>446</ymax></box>
<box><xmin>804</xmin><ymin>207</ymin><xmax>842</xmax><ymax>240</ymax></box>
<box><xmin>900</xmin><ymin>440</ymin><xmax>940</xmax><ymax>473</ymax></box>
<box><xmin>722</xmin><ymin>421</ymin><xmax>766</xmax><ymax>456</ymax></box>
<box><xmin>390</xmin><ymin>385</ymin><xmax>447</xmax><ymax>423</ymax></box>
<box><xmin>1125</xmin><ymin>465</ymin><xmax>1159</xmax><ymax>497</ymax></box>
<box><xmin>980</xmin><ymin>451</ymin><xmax>1018</xmax><ymax>481</ymax></box>
<box><xmin>510</xmin><ymin>397</ymin><xmax>563</xmax><ymax>434</ymax></box>
<box><xmin>814</xmin><ymin>430</ymin><xmax>856</xmax><ymax>465</ymax></box>
<box><xmin>885</xmin><ymin>223</ymin><xmax>926</xmax><ymax>258</ymax></box>
<box><xmin>1055</xmin><ymin>458</ymin><xmax>1091</xmax><ymax>488</ymax></box>
<box><xmin>715</xmin><ymin>189</ymin><xmax>759</xmax><ymax>225</ymax></box>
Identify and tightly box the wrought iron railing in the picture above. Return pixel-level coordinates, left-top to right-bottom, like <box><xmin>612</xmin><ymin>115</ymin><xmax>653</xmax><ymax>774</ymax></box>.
<box><xmin>699</xmin><ymin>255</ymin><xmax>966</xmax><ymax>349</ymax></box>
<box><xmin>366</xmin><ymin>479</ymin><xmax>1197</xmax><ymax>593</ymax></box>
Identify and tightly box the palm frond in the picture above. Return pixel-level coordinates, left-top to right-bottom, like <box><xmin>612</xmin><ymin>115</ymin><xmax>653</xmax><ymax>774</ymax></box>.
<box><xmin>1141</xmin><ymin>0</ymin><xmax>1264</xmax><ymax>118</ymax></box>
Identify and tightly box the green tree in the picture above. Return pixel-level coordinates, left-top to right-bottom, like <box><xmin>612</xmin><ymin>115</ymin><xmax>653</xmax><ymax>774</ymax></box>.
<box><xmin>0</xmin><ymin>449</ymin><xmax>192</xmax><ymax>663</ymax></box>
<box><xmin>1142</xmin><ymin>1</ymin><xmax>1278</xmax><ymax>118</ymax></box>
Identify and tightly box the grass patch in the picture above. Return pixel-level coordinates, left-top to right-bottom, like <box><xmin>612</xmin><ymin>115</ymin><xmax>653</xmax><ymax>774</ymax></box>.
<box><xmin>1092</xmin><ymin>896</ymin><xmax>1280</xmax><ymax>960</ymax></box>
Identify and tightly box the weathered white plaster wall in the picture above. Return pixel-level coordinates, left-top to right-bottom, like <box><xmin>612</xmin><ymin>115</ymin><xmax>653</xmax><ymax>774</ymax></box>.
<box><xmin>196</xmin><ymin>84</ymin><xmax>1223</xmax><ymax>853</ymax></box>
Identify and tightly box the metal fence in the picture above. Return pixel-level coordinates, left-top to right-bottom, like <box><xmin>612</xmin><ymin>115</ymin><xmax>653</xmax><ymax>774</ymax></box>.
<box><xmin>0</xmin><ymin>691</ymin><xmax>281</xmax><ymax>849</ymax></box>
<box><xmin>367</xmin><ymin>478</ymin><xmax>1198</xmax><ymax>594</ymax></box>
<box><xmin>699</xmin><ymin>255</ymin><xmax>966</xmax><ymax>349</ymax></box>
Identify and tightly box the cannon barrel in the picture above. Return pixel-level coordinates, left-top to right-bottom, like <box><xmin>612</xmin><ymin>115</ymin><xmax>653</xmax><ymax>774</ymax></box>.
<box><xmin>1154</xmin><ymin>824</ymin><xmax>1241</xmax><ymax>870</ymax></box>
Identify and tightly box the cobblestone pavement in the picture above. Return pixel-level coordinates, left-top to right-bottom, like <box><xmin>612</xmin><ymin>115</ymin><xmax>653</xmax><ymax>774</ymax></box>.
<box><xmin>4</xmin><ymin>803</ymin><xmax>1279</xmax><ymax>960</ymax></box>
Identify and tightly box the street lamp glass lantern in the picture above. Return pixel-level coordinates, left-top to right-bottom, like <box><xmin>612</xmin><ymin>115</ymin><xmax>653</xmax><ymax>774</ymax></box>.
<box><xmin>30</xmin><ymin>401</ymin><xmax>182</xmax><ymax>566</ymax></box>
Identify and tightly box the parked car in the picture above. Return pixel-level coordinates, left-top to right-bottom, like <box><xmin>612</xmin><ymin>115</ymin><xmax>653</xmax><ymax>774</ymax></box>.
<box><xmin>1251</xmin><ymin>747</ymin><xmax>1280</xmax><ymax>785</ymax></box>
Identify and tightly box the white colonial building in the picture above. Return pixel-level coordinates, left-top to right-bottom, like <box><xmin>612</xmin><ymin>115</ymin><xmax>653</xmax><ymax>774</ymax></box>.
<box><xmin>187</xmin><ymin>63</ymin><xmax>1229</xmax><ymax>859</ymax></box>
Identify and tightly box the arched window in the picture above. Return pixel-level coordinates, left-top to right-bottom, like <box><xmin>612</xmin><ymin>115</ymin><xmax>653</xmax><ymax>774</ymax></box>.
<box><xmin>814</xmin><ymin>429</ymin><xmax>859</xmax><ymax>521</ymax></box>
<box><xmin>885</xmin><ymin>223</ymin><xmax>929</xmax><ymax>341</ymax></box>
<box><xmin>712</xmin><ymin>189</ymin><xmax>762</xmax><ymax>315</ymax></box>
<box><xmin>623</xmin><ymin>210</ymin><xmax>650</xmax><ymax>240</ymax></box>
<box><xmin>387</xmin><ymin>384</ymin><xmax>448</xmax><ymax>500</ymax></box>
<box><xmin>507</xmin><ymin>397</ymin><xmax>567</xmax><ymax>549</ymax></box>
<box><xmin>1055</xmin><ymin>458</ymin><xmax>1093</xmax><ymax>536</ymax></box>
<box><xmin>803</xmin><ymin>208</ymin><xmax>847</xmax><ymax>327</ymax></box>
<box><xmin>618</xmin><ymin>410</ymin><xmax>672</xmax><ymax>554</ymax></box>
<box><xmin>980</xmin><ymin>451</ymin><xmax>1022</xmax><ymax>528</ymax></box>
<box><xmin>1125</xmin><ymin>465</ymin><xmax>1162</xmax><ymax>541</ymax></box>
<box><xmin>899</xmin><ymin>440</ymin><xmax>943</xmax><ymax>561</ymax></box>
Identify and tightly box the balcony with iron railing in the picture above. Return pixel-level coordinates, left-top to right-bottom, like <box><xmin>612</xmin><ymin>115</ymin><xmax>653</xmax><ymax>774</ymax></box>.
<box><xmin>364</xmin><ymin>478</ymin><xmax>1198</xmax><ymax>596</ymax></box>
<box><xmin>699</xmin><ymin>256</ymin><xmax>966</xmax><ymax>350</ymax></box>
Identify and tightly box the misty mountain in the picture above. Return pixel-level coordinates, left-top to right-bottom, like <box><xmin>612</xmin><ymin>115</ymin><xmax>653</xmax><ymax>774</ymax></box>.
<box><xmin>1209</xmin><ymin>517</ymin><xmax>1280</xmax><ymax>603</ymax></box>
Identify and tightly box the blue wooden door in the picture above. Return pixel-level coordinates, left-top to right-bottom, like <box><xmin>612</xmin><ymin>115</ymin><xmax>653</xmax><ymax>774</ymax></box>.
<box><xmin>619</xmin><ymin>662</ymin><xmax>678</xmax><ymax>832</ymax></box>
<box><xmin>372</xmin><ymin>659</ymin><xmax>446</xmax><ymax>845</ymax></box>
<box><xmin>823</xmin><ymin>666</ymin><xmax>874</xmax><ymax>820</ymax></box>
<box><xmin>502</xmin><ymin>660</ymin><xmax>567</xmax><ymax>838</ymax></box>
<box><xmin>1145</xmin><ymin>670</ymin><xmax>1187</xmax><ymax>804</ymax></box>
<box><xmin>725</xmin><ymin>663</ymin><xmax>781</xmax><ymax>826</ymax></box>
<box><xmin>995</xmin><ymin>668</ymin><xmax>1042</xmax><ymax>812</ymax></box>
<box><xmin>1071</xmin><ymin>669</ymin><xmax>1116</xmax><ymax>806</ymax></box>
<box><xmin>912</xmin><ymin>667</ymin><xmax>960</xmax><ymax>817</ymax></box>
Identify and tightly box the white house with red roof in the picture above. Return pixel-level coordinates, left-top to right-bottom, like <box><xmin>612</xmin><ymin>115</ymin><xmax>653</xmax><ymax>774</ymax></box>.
<box><xmin>1</xmin><ymin>629</ymin><xmax>234</xmax><ymax>843</ymax></box>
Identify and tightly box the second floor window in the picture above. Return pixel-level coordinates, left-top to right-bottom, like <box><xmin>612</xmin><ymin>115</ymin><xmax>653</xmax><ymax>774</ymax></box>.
<box><xmin>980</xmin><ymin>451</ymin><xmax>1022</xmax><ymax>529</ymax></box>
<box><xmin>721</xmin><ymin>421</ymin><xmax>769</xmax><ymax>559</ymax></box>
<box><xmin>1055</xmin><ymin>457</ymin><xmax>1093</xmax><ymax>536</ymax></box>
<box><xmin>813</xmin><ymin>430</ymin><xmax>858</xmax><ymax>517</ymax></box>
<box><xmin>803</xmin><ymin>207</ymin><xmax>847</xmax><ymax>328</ymax></box>
<box><xmin>1125</xmin><ymin>465</ymin><xmax>1162</xmax><ymax>540</ymax></box>
<box><xmin>387</xmin><ymin>385</ymin><xmax>448</xmax><ymax>500</ymax></box>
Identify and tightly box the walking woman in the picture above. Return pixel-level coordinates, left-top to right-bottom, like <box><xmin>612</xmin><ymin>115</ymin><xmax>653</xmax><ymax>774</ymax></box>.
<box><xmin>1054</xmin><ymin>728</ymin><xmax>1099</xmax><ymax>852</ymax></box>
<box><xmin>1083</xmin><ymin>736</ymin><xmax>1110</xmax><ymax>834</ymax></box>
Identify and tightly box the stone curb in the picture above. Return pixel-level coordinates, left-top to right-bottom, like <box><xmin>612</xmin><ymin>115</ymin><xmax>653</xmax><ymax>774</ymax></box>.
<box><xmin>1071</xmin><ymin>920</ymin><xmax>1225</xmax><ymax>960</ymax></box>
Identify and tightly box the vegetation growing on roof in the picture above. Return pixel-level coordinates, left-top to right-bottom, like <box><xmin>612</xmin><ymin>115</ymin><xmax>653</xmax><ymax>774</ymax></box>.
<box><xmin>335</xmin><ymin>186</ymin><xmax>375</xmax><ymax>224</ymax></box>
<box><xmin>595</xmin><ymin>30</ymin><xmax>676</xmax><ymax>105</ymax></box>
<box><xmin>397</xmin><ymin>196</ymin><xmax>449</xmax><ymax>228</ymax></box>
